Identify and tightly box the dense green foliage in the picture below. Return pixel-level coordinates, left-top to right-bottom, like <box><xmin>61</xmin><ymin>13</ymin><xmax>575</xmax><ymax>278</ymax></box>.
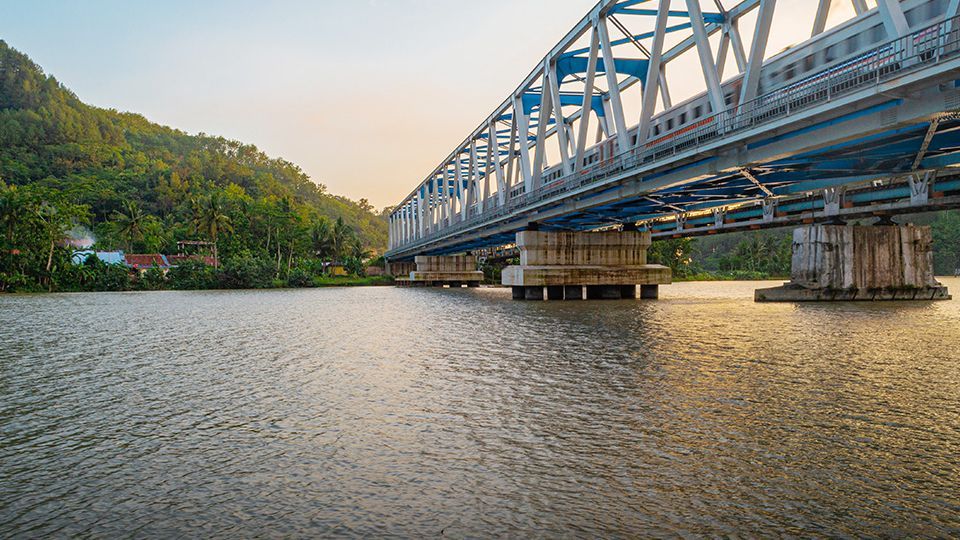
<box><xmin>0</xmin><ymin>40</ymin><xmax>390</xmax><ymax>292</ymax></box>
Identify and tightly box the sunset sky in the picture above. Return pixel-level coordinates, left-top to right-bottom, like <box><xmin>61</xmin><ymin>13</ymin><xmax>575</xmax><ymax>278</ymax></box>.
<box><xmin>1</xmin><ymin>0</ymin><xmax>860</xmax><ymax>208</ymax></box>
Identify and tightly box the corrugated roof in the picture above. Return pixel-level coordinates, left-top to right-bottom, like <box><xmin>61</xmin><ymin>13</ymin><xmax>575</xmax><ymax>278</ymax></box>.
<box><xmin>124</xmin><ymin>254</ymin><xmax>170</xmax><ymax>269</ymax></box>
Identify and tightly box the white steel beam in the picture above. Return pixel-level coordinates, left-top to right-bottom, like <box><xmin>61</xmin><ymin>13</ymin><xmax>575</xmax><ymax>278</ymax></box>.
<box><xmin>546</xmin><ymin>64</ymin><xmax>574</xmax><ymax>175</ymax></box>
<box><xmin>489</xmin><ymin>121</ymin><xmax>506</xmax><ymax>205</ymax></box>
<box><xmin>465</xmin><ymin>141</ymin><xmax>477</xmax><ymax>218</ymax></box>
<box><xmin>728</xmin><ymin>21</ymin><xmax>748</xmax><ymax>72</ymax></box>
<box><xmin>876</xmin><ymin>0</ymin><xmax>910</xmax><ymax>38</ymax></box>
<box><xmin>739</xmin><ymin>0</ymin><xmax>776</xmax><ymax>106</ymax></box>
<box><xmin>812</xmin><ymin>0</ymin><xmax>831</xmax><ymax>37</ymax></box>
<box><xmin>637</xmin><ymin>0</ymin><xmax>672</xmax><ymax>148</ymax></box>
<box><xmin>851</xmin><ymin>0</ymin><xmax>868</xmax><ymax>15</ymax></box>
<box><xmin>503</xmin><ymin>112</ymin><xmax>517</xmax><ymax>198</ymax></box>
<box><xmin>686</xmin><ymin>0</ymin><xmax>727</xmax><ymax>116</ymax></box>
<box><xmin>531</xmin><ymin>65</ymin><xmax>553</xmax><ymax>190</ymax></box>
<box><xmin>512</xmin><ymin>94</ymin><xmax>534</xmax><ymax>194</ymax></box>
<box><xmin>716</xmin><ymin>27</ymin><xmax>731</xmax><ymax>73</ymax></box>
<box><xmin>597</xmin><ymin>14</ymin><xmax>629</xmax><ymax>151</ymax></box>
<box><xmin>575</xmin><ymin>25</ymin><xmax>601</xmax><ymax>172</ymax></box>
<box><xmin>658</xmin><ymin>65</ymin><xmax>673</xmax><ymax>108</ymax></box>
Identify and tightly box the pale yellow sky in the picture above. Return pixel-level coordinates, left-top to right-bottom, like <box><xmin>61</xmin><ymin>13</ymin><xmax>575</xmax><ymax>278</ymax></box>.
<box><xmin>2</xmin><ymin>0</ymin><xmax>863</xmax><ymax>208</ymax></box>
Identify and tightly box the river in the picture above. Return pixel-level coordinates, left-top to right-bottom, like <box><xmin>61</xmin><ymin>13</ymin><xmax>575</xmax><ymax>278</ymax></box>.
<box><xmin>1</xmin><ymin>279</ymin><xmax>958</xmax><ymax>537</ymax></box>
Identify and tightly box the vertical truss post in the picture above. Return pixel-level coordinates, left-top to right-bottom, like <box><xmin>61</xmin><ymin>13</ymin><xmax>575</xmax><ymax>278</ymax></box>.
<box><xmin>531</xmin><ymin>63</ymin><xmax>554</xmax><ymax>190</ymax></box>
<box><xmin>503</xmin><ymin>114</ymin><xmax>517</xmax><ymax>200</ymax></box>
<box><xmin>393</xmin><ymin>212</ymin><xmax>399</xmax><ymax>248</ymax></box>
<box><xmin>477</xmin><ymin>139</ymin><xmax>489</xmax><ymax>210</ymax></box>
<box><xmin>502</xmin><ymin>123</ymin><xmax>514</xmax><ymax>197</ymax></box>
<box><xmin>686</xmin><ymin>0</ymin><xmax>727</xmax><ymax>118</ymax></box>
<box><xmin>597</xmin><ymin>14</ymin><xmax>629</xmax><ymax>152</ymax></box>
<box><xmin>388</xmin><ymin>214</ymin><xmax>394</xmax><ymax>250</ymax></box>
<box><xmin>637</xmin><ymin>0</ymin><xmax>672</xmax><ymax>148</ymax></box>
<box><xmin>812</xmin><ymin>0</ymin><xmax>831</xmax><ymax>37</ymax></box>
<box><xmin>546</xmin><ymin>63</ymin><xmax>573</xmax><ymax>175</ymax></box>
<box><xmin>739</xmin><ymin>0</ymin><xmax>776</xmax><ymax>106</ymax></box>
<box><xmin>406</xmin><ymin>203</ymin><xmax>413</xmax><ymax>243</ymax></box>
<box><xmin>448</xmin><ymin>170</ymin><xmax>455</xmax><ymax>225</ymax></box>
<box><xmin>397</xmin><ymin>208</ymin><xmax>403</xmax><ymax>246</ymax></box>
<box><xmin>418</xmin><ymin>189</ymin><xmax>426</xmax><ymax>239</ymax></box>
<box><xmin>458</xmin><ymin>153</ymin><xmax>469</xmax><ymax>221</ymax></box>
<box><xmin>851</xmin><ymin>0</ymin><xmax>868</xmax><ymax>15</ymax></box>
<box><xmin>466</xmin><ymin>140</ymin><xmax>478</xmax><ymax>217</ymax></box>
<box><xmin>575</xmin><ymin>24</ymin><xmax>600</xmax><ymax>172</ymax></box>
<box><xmin>488</xmin><ymin>121</ymin><xmax>505</xmax><ymax>207</ymax></box>
<box><xmin>512</xmin><ymin>94</ymin><xmax>534</xmax><ymax>195</ymax></box>
<box><xmin>438</xmin><ymin>173</ymin><xmax>445</xmax><ymax>228</ymax></box>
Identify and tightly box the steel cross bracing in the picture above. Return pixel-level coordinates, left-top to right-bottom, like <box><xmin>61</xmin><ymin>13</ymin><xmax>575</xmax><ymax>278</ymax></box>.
<box><xmin>387</xmin><ymin>0</ymin><xmax>960</xmax><ymax>257</ymax></box>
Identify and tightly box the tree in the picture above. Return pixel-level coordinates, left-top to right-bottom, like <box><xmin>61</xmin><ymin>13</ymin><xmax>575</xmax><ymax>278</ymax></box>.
<box><xmin>191</xmin><ymin>192</ymin><xmax>233</xmax><ymax>267</ymax></box>
<box><xmin>330</xmin><ymin>217</ymin><xmax>354</xmax><ymax>261</ymax></box>
<box><xmin>311</xmin><ymin>216</ymin><xmax>334</xmax><ymax>260</ymax></box>
<box><xmin>112</xmin><ymin>200</ymin><xmax>146</xmax><ymax>251</ymax></box>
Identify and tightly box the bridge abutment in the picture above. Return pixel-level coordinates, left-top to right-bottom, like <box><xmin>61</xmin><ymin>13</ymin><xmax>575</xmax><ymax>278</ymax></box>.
<box><xmin>396</xmin><ymin>255</ymin><xmax>484</xmax><ymax>288</ymax></box>
<box><xmin>755</xmin><ymin>225</ymin><xmax>951</xmax><ymax>302</ymax></box>
<box><xmin>502</xmin><ymin>230</ymin><xmax>672</xmax><ymax>300</ymax></box>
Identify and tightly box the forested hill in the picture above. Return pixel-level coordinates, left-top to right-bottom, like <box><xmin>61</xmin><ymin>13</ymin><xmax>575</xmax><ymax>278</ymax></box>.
<box><xmin>0</xmin><ymin>40</ymin><xmax>387</xmax><ymax>252</ymax></box>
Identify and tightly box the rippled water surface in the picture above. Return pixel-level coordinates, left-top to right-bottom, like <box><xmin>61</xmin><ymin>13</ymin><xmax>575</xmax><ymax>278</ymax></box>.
<box><xmin>2</xmin><ymin>279</ymin><xmax>959</xmax><ymax>537</ymax></box>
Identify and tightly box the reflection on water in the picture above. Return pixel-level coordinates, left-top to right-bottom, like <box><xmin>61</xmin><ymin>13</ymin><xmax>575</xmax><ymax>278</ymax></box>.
<box><xmin>1</xmin><ymin>279</ymin><xmax>959</xmax><ymax>537</ymax></box>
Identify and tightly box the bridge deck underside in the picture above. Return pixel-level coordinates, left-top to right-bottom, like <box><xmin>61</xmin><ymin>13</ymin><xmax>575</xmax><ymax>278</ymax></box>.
<box><xmin>417</xmin><ymin>116</ymin><xmax>960</xmax><ymax>256</ymax></box>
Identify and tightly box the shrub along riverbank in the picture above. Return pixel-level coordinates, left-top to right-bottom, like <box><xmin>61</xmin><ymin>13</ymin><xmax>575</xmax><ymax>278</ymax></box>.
<box><xmin>8</xmin><ymin>256</ymin><xmax>392</xmax><ymax>294</ymax></box>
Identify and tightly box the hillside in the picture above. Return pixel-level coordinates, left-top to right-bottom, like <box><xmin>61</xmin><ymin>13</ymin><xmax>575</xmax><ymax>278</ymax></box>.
<box><xmin>0</xmin><ymin>39</ymin><xmax>394</xmax><ymax>291</ymax></box>
<box><xmin>0</xmin><ymin>40</ymin><xmax>386</xmax><ymax>250</ymax></box>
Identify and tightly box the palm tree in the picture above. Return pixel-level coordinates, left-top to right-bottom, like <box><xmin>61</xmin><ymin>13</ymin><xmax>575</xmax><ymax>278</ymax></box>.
<box><xmin>191</xmin><ymin>193</ymin><xmax>233</xmax><ymax>268</ymax></box>
<box><xmin>330</xmin><ymin>217</ymin><xmax>353</xmax><ymax>261</ymax></box>
<box><xmin>349</xmin><ymin>236</ymin><xmax>369</xmax><ymax>261</ymax></box>
<box><xmin>310</xmin><ymin>217</ymin><xmax>334</xmax><ymax>260</ymax></box>
<box><xmin>112</xmin><ymin>200</ymin><xmax>146</xmax><ymax>251</ymax></box>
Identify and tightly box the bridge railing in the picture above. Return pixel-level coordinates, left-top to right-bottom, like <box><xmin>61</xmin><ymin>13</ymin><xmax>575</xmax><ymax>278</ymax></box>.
<box><xmin>393</xmin><ymin>14</ymin><xmax>960</xmax><ymax>254</ymax></box>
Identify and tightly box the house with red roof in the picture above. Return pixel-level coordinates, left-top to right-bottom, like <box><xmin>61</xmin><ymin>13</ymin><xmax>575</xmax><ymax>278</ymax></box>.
<box><xmin>123</xmin><ymin>254</ymin><xmax>172</xmax><ymax>273</ymax></box>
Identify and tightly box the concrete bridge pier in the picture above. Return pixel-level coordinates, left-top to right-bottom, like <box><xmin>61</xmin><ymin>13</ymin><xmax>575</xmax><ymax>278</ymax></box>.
<box><xmin>396</xmin><ymin>255</ymin><xmax>484</xmax><ymax>288</ymax></box>
<box><xmin>755</xmin><ymin>224</ymin><xmax>951</xmax><ymax>302</ymax></box>
<box><xmin>502</xmin><ymin>230</ymin><xmax>672</xmax><ymax>301</ymax></box>
<box><xmin>386</xmin><ymin>261</ymin><xmax>416</xmax><ymax>278</ymax></box>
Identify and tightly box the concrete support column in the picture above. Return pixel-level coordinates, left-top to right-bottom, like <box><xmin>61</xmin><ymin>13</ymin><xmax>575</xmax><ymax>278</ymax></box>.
<box><xmin>502</xmin><ymin>230</ymin><xmax>672</xmax><ymax>300</ymax></box>
<box><xmin>640</xmin><ymin>285</ymin><xmax>659</xmax><ymax>299</ymax></box>
<box><xmin>524</xmin><ymin>286</ymin><xmax>545</xmax><ymax>301</ymax></box>
<box><xmin>756</xmin><ymin>225</ymin><xmax>951</xmax><ymax>301</ymax></box>
<box><xmin>397</xmin><ymin>255</ymin><xmax>484</xmax><ymax>288</ymax></box>
<box><xmin>563</xmin><ymin>285</ymin><xmax>584</xmax><ymax>300</ymax></box>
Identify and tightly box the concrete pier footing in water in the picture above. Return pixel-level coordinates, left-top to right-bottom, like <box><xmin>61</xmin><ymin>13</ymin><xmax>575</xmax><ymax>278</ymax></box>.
<box><xmin>395</xmin><ymin>255</ymin><xmax>484</xmax><ymax>288</ymax></box>
<box><xmin>755</xmin><ymin>225</ymin><xmax>951</xmax><ymax>302</ymax></box>
<box><xmin>502</xmin><ymin>230</ymin><xmax>671</xmax><ymax>300</ymax></box>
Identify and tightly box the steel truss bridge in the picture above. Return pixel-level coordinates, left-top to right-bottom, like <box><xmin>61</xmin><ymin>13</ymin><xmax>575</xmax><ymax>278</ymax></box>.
<box><xmin>386</xmin><ymin>0</ymin><xmax>960</xmax><ymax>260</ymax></box>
